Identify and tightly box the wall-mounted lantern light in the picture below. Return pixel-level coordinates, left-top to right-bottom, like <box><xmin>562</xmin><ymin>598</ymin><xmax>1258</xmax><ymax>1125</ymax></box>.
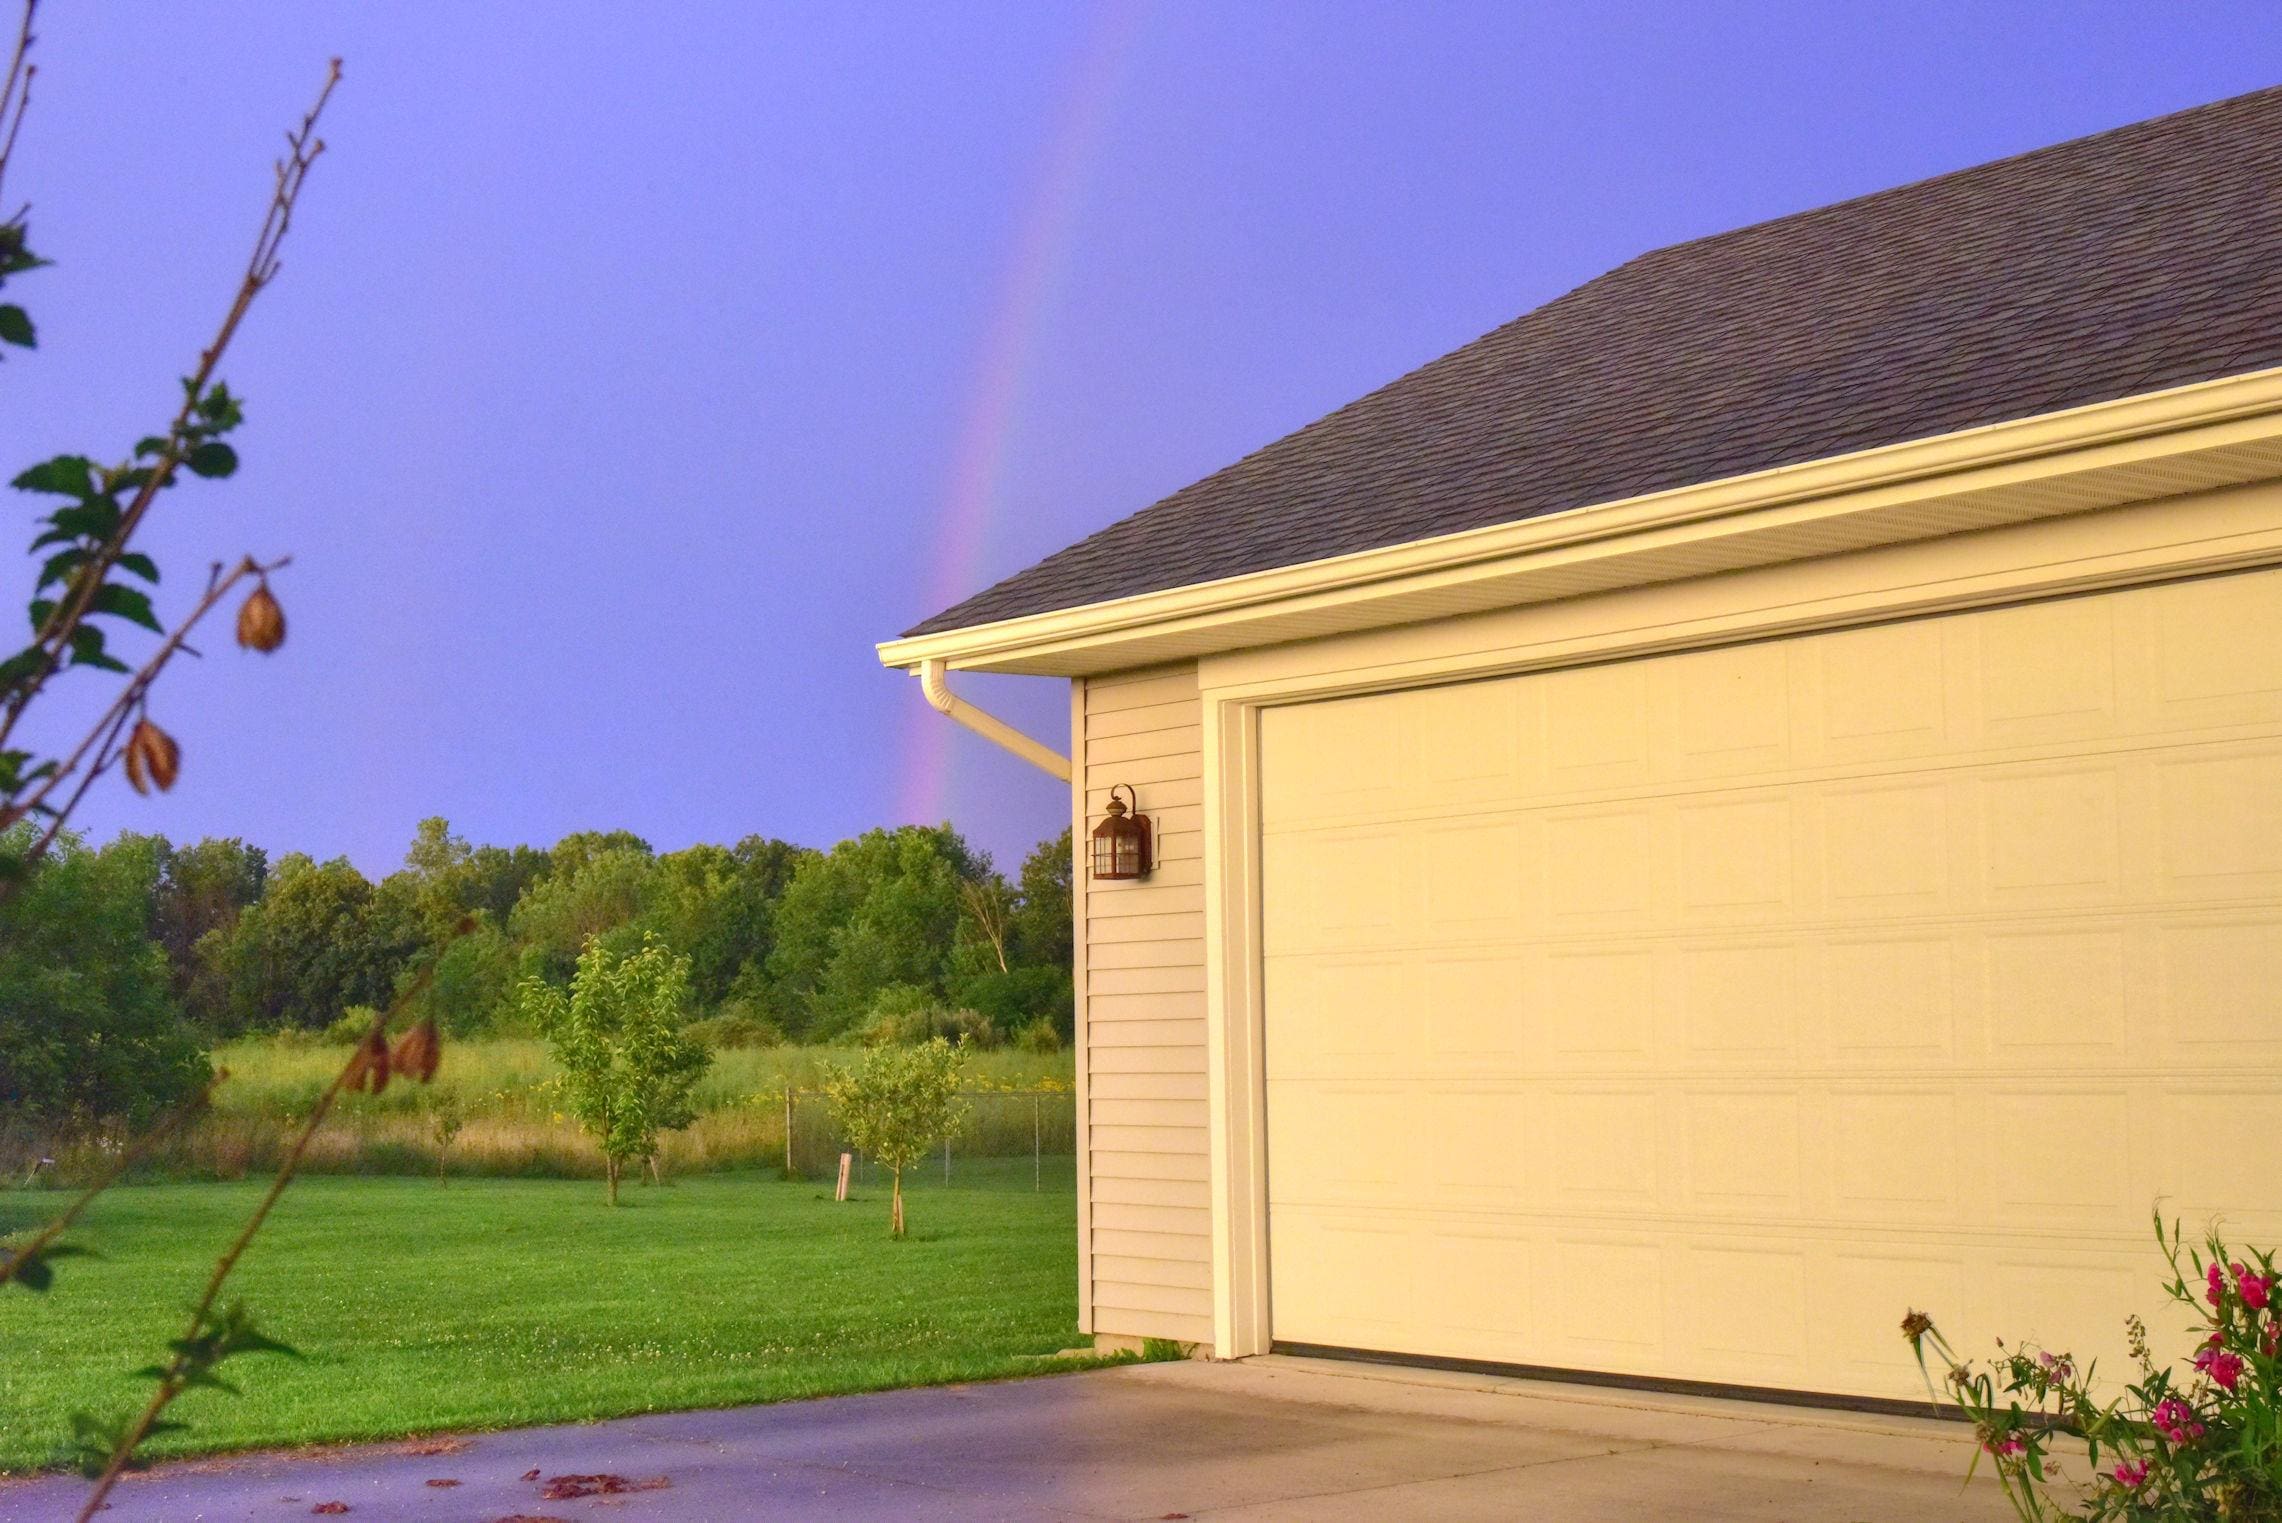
<box><xmin>1090</xmin><ymin>784</ymin><xmax>1153</xmax><ymax>881</ymax></box>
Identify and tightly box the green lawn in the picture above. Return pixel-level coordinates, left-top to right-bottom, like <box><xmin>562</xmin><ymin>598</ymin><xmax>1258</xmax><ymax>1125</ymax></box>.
<box><xmin>0</xmin><ymin>1163</ymin><xmax>1087</xmax><ymax>1473</ymax></box>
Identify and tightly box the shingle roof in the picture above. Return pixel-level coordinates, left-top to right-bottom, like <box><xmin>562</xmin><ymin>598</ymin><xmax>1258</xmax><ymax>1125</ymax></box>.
<box><xmin>905</xmin><ymin>86</ymin><xmax>2282</xmax><ymax>639</ymax></box>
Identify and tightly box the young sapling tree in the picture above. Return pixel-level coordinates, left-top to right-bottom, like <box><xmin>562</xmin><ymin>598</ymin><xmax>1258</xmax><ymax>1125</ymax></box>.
<box><xmin>825</xmin><ymin>1037</ymin><xmax>970</xmax><ymax>1239</ymax></box>
<box><xmin>517</xmin><ymin>934</ymin><xmax>710</xmax><ymax>1204</ymax></box>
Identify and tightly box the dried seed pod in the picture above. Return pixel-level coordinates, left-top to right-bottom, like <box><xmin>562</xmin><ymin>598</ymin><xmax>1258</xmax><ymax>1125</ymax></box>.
<box><xmin>125</xmin><ymin>718</ymin><xmax>181</xmax><ymax>794</ymax></box>
<box><xmin>346</xmin><ymin>1024</ymin><xmax>391</xmax><ymax>1095</ymax></box>
<box><xmin>236</xmin><ymin>580</ymin><xmax>286</xmax><ymax>653</ymax></box>
<box><xmin>391</xmin><ymin>1017</ymin><xmax>442</xmax><ymax>1085</ymax></box>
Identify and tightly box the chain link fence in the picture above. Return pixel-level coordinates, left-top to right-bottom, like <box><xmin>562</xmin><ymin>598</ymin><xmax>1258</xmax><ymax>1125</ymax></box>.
<box><xmin>779</xmin><ymin>1088</ymin><xmax>1076</xmax><ymax>1191</ymax></box>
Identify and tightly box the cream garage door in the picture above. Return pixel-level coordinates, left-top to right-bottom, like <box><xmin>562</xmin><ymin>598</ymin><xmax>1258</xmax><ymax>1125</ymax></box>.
<box><xmin>1260</xmin><ymin>567</ymin><xmax>2282</xmax><ymax>1402</ymax></box>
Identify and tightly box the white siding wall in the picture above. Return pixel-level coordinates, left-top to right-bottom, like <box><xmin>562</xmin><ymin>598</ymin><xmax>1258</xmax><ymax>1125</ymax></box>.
<box><xmin>1076</xmin><ymin>662</ymin><xmax>1212</xmax><ymax>1344</ymax></box>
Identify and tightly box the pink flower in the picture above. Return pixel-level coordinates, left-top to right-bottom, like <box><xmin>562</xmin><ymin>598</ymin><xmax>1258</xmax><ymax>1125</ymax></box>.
<box><xmin>2234</xmin><ymin>1263</ymin><xmax>2273</xmax><ymax>1312</ymax></box>
<box><xmin>2152</xmin><ymin>1397</ymin><xmax>2205</xmax><ymax>1445</ymax></box>
<box><xmin>2036</xmin><ymin>1350</ymin><xmax>2075</xmax><ymax>1381</ymax></box>
<box><xmin>2194</xmin><ymin>1344</ymin><xmax>2246</xmax><ymax>1392</ymax></box>
<box><xmin>2112</xmin><ymin>1458</ymin><xmax>2151</xmax><ymax>1490</ymax></box>
<box><xmin>1982</xmin><ymin>1433</ymin><xmax>2027</xmax><ymax>1459</ymax></box>
<box><xmin>2209</xmin><ymin>1262</ymin><xmax>2228</xmax><ymax>1308</ymax></box>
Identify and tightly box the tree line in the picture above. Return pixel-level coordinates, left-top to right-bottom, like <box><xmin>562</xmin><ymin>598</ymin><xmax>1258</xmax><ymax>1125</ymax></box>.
<box><xmin>0</xmin><ymin>818</ymin><xmax>1075</xmax><ymax>1128</ymax></box>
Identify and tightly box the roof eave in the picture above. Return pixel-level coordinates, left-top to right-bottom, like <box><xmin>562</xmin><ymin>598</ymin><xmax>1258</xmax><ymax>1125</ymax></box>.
<box><xmin>876</xmin><ymin>364</ymin><xmax>2282</xmax><ymax>679</ymax></box>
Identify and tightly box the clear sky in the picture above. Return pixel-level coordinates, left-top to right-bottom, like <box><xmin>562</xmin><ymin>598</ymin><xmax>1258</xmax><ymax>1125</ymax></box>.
<box><xmin>17</xmin><ymin>3</ymin><xmax>2281</xmax><ymax>878</ymax></box>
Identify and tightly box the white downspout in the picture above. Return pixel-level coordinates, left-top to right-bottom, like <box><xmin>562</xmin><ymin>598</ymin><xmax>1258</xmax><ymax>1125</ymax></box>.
<box><xmin>915</xmin><ymin>657</ymin><xmax>1072</xmax><ymax>782</ymax></box>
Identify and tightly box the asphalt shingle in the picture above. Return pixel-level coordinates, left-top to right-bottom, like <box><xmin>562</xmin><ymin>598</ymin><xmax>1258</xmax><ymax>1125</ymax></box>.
<box><xmin>906</xmin><ymin>86</ymin><xmax>2282</xmax><ymax>638</ymax></box>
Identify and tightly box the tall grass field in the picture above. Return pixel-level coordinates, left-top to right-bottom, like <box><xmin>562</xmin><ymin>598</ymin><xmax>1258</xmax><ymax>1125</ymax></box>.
<box><xmin>25</xmin><ymin>1038</ymin><xmax>1077</xmax><ymax>1187</ymax></box>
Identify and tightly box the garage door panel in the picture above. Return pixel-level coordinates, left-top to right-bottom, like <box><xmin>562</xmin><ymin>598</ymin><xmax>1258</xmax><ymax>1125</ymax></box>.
<box><xmin>1827</xmin><ymin>1089</ymin><xmax>1962</xmax><ymax>1222</ymax></box>
<box><xmin>1262</xmin><ymin>567</ymin><xmax>2282</xmax><ymax>1401</ymax></box>
<box><xmin>2156</xmin><ymin>918</ymin><xmax>2282</xmax><ymax>1052</ymax></box>
<box><xmin>2148</xmin><ymin>574</ymin><xmax>2282</xmax><ymax>726</ymax></box>
<box><xmin>2157</xmin><ymin>1085</ymin><xmax>2282</xmax><ymax>1237</ymax></box>
<box><xmin>1973</xmin><ymin>594</ymin><xmax>2121</xmax><ymax>745</ymax></box>
<box><xmin>1681</xmin><ymin>1092</ymin><xmax>1804</xmax><ymax>1213</ymax></box>
<box><xmin>1534</xmin><ymin>949</ymin><xmax>1658</xmax><ymax>1065</ymax></box>
<box><xmin>1818</xmin><ymin>936</ymin><xmax>1960</xmax><ymax>1061</ymax></box>
<box><xmin>1816</xmin><ymin>619</ymin><xmax>1953</xmax><ymax>762</ymax></box>
<box><xmin>1983</xmin><ymin>927</ymin><xmax>2130</xmax><ymax>1055</ymax></box>
<box><xmin>2157</xmin><ymin>745</ymin><xmax>2282</xmax><ymax>895</ymax></box>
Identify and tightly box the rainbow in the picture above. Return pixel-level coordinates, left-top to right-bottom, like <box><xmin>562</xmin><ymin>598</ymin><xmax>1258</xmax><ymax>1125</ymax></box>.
<box><xmin>896</xmin><ymin>1</ymin><xmax>1146</xmax><ymax>831</ymax></box>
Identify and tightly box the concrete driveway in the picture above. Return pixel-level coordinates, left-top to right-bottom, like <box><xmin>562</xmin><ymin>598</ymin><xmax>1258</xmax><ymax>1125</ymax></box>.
<box><xmin>0</xmin><ymin>1355</ymin><xmax>2010</xmax><ymax>1521</ymax></box>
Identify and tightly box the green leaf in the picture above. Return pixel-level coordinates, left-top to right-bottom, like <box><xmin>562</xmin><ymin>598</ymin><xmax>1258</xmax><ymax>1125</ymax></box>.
<box><xmin>35</xmin><ymin>548</ymin><xmax>87</xmax><ymax>591</ymax></box>
<box><xmin>133</xmin><ymin>435</ymin><xmax>169</xmax><ymax>459</ymax></box>
<box><xmin>42</xmin><ymin>496</ymin><xmax>123</xmax><ymax>542</ymax></box>
<box><xmin>11</xmin><ymin>455</ymin><xmax>94</xmax><ymax>496</ymax></box>
<box><xmin>184</xmin><ymin>441</ymin><xmax>237</xmax><ymax>479</ymax></box>
<box><xmin>66</xmin><ymin>626</ymin><xmax>127</xmax><ymax>674</ymax></box>
<box><xmin>0</xmin><ymin>304</ymin><xmax>34</xmax><ymax>348</ymax></box>
<box><xmin>0</xmin><ymin>646</ymin><xmax>46</xmax><ymax>690</ymax></box>
<box><xmin>89</xmin><ymin>583</ymin><xmax>162</xmax><ymax>634</ymax></box>
<box><xmin>3</xmin><ymin>1242</ymin><xmax>90</xmax><ymax>1293</ymax></box>
<box><xmin>116</xmin><ymin>552</ymin><xmax>160</xmax><ymax>585</ymax></box>
<box><xmin>26</xmin><ymin>598</ymin><xmax>53</xmax><ymax>633</ymax></box>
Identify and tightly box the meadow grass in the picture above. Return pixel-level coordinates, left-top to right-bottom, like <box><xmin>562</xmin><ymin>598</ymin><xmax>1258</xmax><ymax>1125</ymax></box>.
<box><xmin>32</xmin><ymin>1038</ymin><xmax>1079</xmax><ymax>1184</ymax></box>
<box><xmin>0</xmin><ymin>1162</ymin><xmax>1091</xmax><ymax>1472</ymax></box>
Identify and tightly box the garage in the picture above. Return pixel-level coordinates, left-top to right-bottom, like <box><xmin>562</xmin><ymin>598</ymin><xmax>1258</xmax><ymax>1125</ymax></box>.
<box><xmin>1259</xmin><ymin>566</ymin><xmax>2282</xmax><ymax>1402</ymax></box>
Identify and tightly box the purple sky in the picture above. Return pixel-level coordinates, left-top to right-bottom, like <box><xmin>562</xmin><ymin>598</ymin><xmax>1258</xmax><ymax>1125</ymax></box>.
<box><xmin>19</xmin><ymin>3</ymin><xmax>2282</xmax><ymax>879</ymax></box>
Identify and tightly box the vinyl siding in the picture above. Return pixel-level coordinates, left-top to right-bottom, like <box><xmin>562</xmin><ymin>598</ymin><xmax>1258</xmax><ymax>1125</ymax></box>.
<box><xmin>1077</xmin><ymin>661</ymin><xmax>1212</xmax><ymax>1345</ymax></box>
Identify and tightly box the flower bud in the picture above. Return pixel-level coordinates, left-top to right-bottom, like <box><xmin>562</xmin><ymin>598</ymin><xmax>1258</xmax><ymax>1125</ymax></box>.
<box><xmin>236</xmin><ymin>580</ymin><xmax>286</xmax><ymax>653</ymax></box>
<box><xmin>123</xmin><ymin>717</ymin><xmax>181</xmax><ymax>794</ymax></box>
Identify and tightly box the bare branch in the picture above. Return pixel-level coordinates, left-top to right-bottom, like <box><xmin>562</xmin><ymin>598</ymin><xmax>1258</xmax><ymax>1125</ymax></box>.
<box><xmin>0</xmin><ymin>57</ymin><xmax>340</xmax><ymax>756</ymax></box>
<box><xmin>0</xmin><ymin>553</ymin><xmax>289</xmax><ymax>847</ymax></box>
<box><xmin>0</xmin><ymin>0</ymin><xmax>35</xmax><ymax>211</ymax></box>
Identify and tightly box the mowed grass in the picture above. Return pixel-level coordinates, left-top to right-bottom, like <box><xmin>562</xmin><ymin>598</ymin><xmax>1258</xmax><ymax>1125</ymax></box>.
<box><xmin>0</xmin><ymin>1163</ymin><xmax>1086</xmax><ymax>1473</ymax></box>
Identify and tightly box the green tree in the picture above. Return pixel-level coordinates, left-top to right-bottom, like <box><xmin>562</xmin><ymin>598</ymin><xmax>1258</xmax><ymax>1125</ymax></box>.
<box><xmin>202</xmin><ymin>853</ymin><xmax>416</xmax><ymax>1033</ymax></box>
<box><xmin>509</xmin><ymin>838</ymin><xmax>655</xmax><ymax>986</ymax></box>
<box><xmin>516</xmin><ymin>934</ymin><xmax>710</xmax><ymax>1205</ymax></box>
<box><xmin>1008</xmin><ymin>827</ymin><xmax>1073</xmax><ymax>971</ymax></box>
<box><xmin>0</xmin><ymin>830</ymin><xmax>209</xmax><ymax>1125</ymax></box>
<box><xmin>636</xmin><ymin>835</ymin><xmax>812</xmax><ymax>1010</ymax></box>
<box><xmin>148</xmin><ymin>834</ymin><xmax>268</xmax><ymax>980</ymax></box>
<box><xmin>766</xmin><ymin>824</ymin><xmax>981</xmax><ymax>1039</ymax></box>
<box><xmin>404</xmin><ymin>918</ymin><xmax>518</xmax><ymax>1034</ymax></box>
<box><xmin>825</xmin><ymin>1037</ymin><xmax>970</xmax><ymax>1239</ymax></box>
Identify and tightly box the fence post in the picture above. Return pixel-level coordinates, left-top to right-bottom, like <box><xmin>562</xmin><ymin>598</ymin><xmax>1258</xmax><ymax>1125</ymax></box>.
<box><xmin>943</xmin><ymin>1133</ymin><xmax>951</xmax><ymax>1185</ymax></box>
<box><xmin>783</xmin><ymin>1086</ymin><xmax>794</xmax><ymax>1179</ymax></box>
<box><xmin>1033</xmin><ymin>1093</ymin><xmax>1041</xmax><ymax>1191</ymax></box>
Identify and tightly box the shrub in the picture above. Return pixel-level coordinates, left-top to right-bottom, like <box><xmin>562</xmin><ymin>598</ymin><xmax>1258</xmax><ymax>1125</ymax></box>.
<box><xmin>858</xmin><ymin>986</ymin><xmax>1003</xmax><ymax>1050</ymax></box>
<box><xmin>320</xmin><ymin>1006</ymin><xmax>379</xmax><ymax>1045</ymax></box>
<box><xmin>954</xmin><ymin>966</ymin><xmax>1073</xmax><ymax>1043</ymax></box>
<box><xmin>1908</xmin><ymin>1216</ymin><xmax>2282</xmax><ymax>1521</ymax></box>
<box><xmin>1014</xmin><ymin>1018</ymin><xmax>1061</xmax><ymax>1054</ymax></box>
<box><xmin>682</xmin><ymin>1009</ymin><xmax>783</xmax><ymax>1051</ymax></box>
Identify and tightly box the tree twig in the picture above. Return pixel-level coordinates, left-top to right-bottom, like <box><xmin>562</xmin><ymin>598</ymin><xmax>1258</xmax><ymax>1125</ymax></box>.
<box><xmin>0</xmin><ymin>553</ymin><xmax>289</xmax><ymax>842</ymax></box>
<box><xmin>0</xmin><ymin>0</ymin><xmax>35</xmax><ymax>211</ymax></box>
<box><xmin>0</xmin><ymin>57</ymin><xmax>339</xmax><ymax>755</ymax></box>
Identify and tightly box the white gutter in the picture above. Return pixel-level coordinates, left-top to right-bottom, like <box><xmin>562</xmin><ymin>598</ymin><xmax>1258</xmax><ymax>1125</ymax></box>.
<box><xmin>914</xmin><ymin>657</ymin><xmax>1072</xmax><ymax>782</ymax></box>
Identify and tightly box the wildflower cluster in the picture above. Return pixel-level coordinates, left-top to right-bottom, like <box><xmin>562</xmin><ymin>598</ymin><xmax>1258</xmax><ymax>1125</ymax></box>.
<box><xmin>1904</xmin><ymin>1217</ymin><xmax>2282</xmax><ymax>1521</ymax></box>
